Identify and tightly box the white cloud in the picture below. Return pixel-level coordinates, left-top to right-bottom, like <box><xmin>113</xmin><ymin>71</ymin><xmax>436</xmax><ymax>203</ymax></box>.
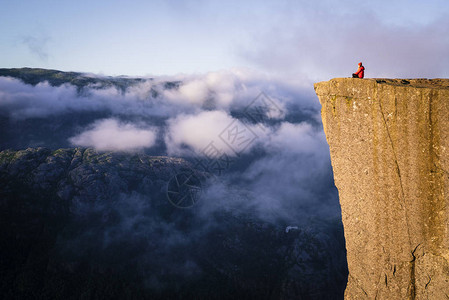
<box><xmin>0</xmin><ymin>77</ymin><xmax>176</xmax><ymax>119</ymax></box>
<box><xmin>164</xmin><ymin>110</ymin><xmax>264</xmax><ymax>156</ymax></box>
<box><xmin>0</xmin><ymin>77</ymin><xmax>84</xmax><ymax>118</ymax></box>
<box><xmin>69</xmin><ymin>118</ymin><xmax>157</xmax><ymax>152</ymax></box>
<box><xmin>0</xmin><ymin>69</ymin><xmax>318</xmax><ymax>121</ymax></box>
<box><xmin>163</xmin><ymin>108</ymin><xmax>322</xmax><ymax>160</ymax></box>
<box><xmin>162</xmin><ymin>70</ymin><xmax>241</xmax><ymax>108</ymax></box>
<box><xmin>160</xmin><ymin>69</ymin><xmax>297</xmax><ymax>111</ymax></box>
<box><xmin>264</xmin><ymin>122</ymin><xmax>327</xmax><ymax>155</ymax></box>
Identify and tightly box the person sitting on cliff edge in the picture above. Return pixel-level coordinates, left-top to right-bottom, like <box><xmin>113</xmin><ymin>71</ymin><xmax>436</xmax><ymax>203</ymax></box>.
<box><xmin>352</xmin><ymin>62</ymin><xmax>365</xmax><ymax>78</ymax></box>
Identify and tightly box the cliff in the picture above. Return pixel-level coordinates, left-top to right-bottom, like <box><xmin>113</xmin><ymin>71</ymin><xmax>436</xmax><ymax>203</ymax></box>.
<box><xmin>315</xmin><ymin>78</ymin><xmax>449</xmax><ymax>299</ymax></box>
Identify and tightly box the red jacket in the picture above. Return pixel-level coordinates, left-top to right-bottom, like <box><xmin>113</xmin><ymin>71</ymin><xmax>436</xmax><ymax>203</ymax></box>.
<box><xmin>355</xmin><ymin>66</ymin><xmax>365</xmax><ymax>78</ymax></box>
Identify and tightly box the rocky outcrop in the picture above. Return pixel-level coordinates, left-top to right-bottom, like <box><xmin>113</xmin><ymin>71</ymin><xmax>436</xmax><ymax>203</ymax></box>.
<box><xmin>315</xmin><ymin>78</ymin><xmax>449</xmax><ymax>299</ymax></box>
<box><xmin>0</xmin><ymin>147</ymin><xmax>193</xmax><ymax>201</ymax></box>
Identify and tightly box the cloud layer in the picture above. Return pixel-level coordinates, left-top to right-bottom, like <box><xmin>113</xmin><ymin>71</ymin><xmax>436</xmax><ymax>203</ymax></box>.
<box><xmin>0</xmin><ymin>69</ymin><xmax>313</xmax><ymax>120</ymax></box>
<box><xmin>69</xmin><ymin>118</ymin><xmax>157</xmax><ymax>152</ymax></box>
<box><xmin>0</xmin><ymin>69</ymin><xmax>347</xmax><ymax>296</ymax></box>
<box><xmin>0</xmin><ymin>70</ymin><xmax>336</xmax><ymax>221</ymax></box>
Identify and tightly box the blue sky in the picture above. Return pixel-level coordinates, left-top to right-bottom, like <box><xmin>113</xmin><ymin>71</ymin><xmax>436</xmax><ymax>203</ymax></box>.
<box><xmin>1</xmin><ymin>0</ymin><xmax>448</xmax><ymax>79</ymax></box>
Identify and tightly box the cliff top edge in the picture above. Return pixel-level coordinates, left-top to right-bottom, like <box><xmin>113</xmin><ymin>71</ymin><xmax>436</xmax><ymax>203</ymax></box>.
<box><xmin>314</xmin><ymin>78</ymin><xmax>449</xmax><ymax>90</ymax></box>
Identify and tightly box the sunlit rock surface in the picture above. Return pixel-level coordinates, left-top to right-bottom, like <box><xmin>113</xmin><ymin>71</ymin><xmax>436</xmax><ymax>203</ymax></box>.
<box><xmin>315</xmin><ymin>78</ymin><xmax>449</xmax><ymax>299</ymax></box>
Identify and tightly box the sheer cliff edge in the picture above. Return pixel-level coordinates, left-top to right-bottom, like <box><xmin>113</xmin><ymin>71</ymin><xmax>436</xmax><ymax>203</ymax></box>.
<box><xmin>314</xmin><ymin>78</ymin><xmax>449</xmax><ymax>299</ymax></box>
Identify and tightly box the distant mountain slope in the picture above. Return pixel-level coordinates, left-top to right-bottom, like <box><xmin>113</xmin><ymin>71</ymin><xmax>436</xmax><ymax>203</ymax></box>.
<box><xmin>0</xmin><ymin>68</ymin><xmax>179</xmax><ymax>151</ymax></box>
<box><xmin>0</xmin><ymin>147</ymin><xmax>347</xmax><ymax>299</ymax></box>
<box><xmin>0</xmin><ymin>67</ymin><xmax>147</xmax><ymax>91</ymax></box>
<box><xmin>0</xmin><ymin>68</ymin><xmax>348</xmax><ymax>299</ymax></box>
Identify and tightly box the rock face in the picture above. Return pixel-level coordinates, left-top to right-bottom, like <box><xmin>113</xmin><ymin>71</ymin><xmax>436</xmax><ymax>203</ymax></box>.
<box><xmin>315</xmin><ymin>78</ymin><xmax>449</xmax><ymax>299</ymax></box>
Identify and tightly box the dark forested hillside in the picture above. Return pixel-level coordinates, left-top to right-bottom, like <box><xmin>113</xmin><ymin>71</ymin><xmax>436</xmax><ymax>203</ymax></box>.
<box><xmin>0</xmin><ymin>68</ymin><xmax>347</xmax><ymax>299</ymax></box>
